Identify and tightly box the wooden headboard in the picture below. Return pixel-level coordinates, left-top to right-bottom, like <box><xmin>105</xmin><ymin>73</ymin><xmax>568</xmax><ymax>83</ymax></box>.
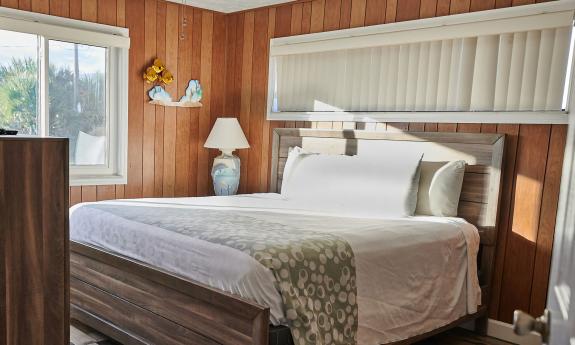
<box><xmin>270</xmin><ymin>128</ymin><xmax>505</xmax><ymax>308</ymax></box>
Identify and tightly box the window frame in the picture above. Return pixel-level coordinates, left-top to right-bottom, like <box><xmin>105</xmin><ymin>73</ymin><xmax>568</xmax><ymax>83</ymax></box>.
<box><xmin>266</xmin><ymin>1</ymin><xmax>575</xmax><ymax>125</ymax></box>
<box><xmin>0</xmin><ymin>6</ymin><xmax>130</xmax><ymax>186</ymax></box>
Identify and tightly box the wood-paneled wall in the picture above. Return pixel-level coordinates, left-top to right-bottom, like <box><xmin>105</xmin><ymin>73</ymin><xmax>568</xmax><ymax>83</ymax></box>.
<box><xmin>0</xmin><ymin>0</ymin><xmax>226</xmax><ymax>203</ymax></box>
<box><xmin>1</xmin><ymin>0</ymin><xmax>566</xmax><ymax>324</ymax></box>
<box><xmin>222</xmin><ymin>0</ymin><xmax>567</xmax><ymax>324</ymax></box>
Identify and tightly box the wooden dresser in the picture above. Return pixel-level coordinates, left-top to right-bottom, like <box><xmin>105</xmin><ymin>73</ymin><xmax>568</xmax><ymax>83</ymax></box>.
<box><xmin>0</xmin><ymin>136</ymin><xmax>69</xmax><ymax>345</ymax></box>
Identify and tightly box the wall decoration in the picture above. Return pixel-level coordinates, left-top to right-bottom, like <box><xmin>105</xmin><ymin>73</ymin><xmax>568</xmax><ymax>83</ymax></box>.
<box><xmin>143</xmin><ymin>58</ymin><xmax>202</xmax><ymax>108</ymax></box>
<box><xmin>148</xmin><ymin>86</ymin><xmax>172</xmax><ymax>103</ymax></box>
<box><xmin>179</xmin><ymin>80</ymin><xmax>203</xmax><ymax>104</ymax></box>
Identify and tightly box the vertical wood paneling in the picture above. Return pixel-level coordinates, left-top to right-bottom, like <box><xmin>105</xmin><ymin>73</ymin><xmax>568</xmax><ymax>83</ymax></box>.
<box><xmin>81</xmin><ymin>0</ymin><xmax>97</xmax><ymax>21</ymax></box>
<box><xmin>384</xmin><ymin>0</ymin><xmax>397</xmax><ymax>22</ymax></box>
<box><xmin>70</xmin><ymin>187</ymin><xmax>82</xmax><ymax>206</ymax></box>
<box><xmin>238</xmin><ymin>11</ymin><xmax>254</xmax><ymax>194</ymax></box>
<box><xmin>142</xmin><ymin>0</ymin><xmax>156</xmax><ymax>198</ymax></box>
<box><xmin>220</xmin><ymin>0</ymin><xmax>566</xmax><ymax>324</ymax></box>
<box><xmin>310</xmin><ymin>0</ymin><xmax>325</xmax><ymax>33</ymax></box>
<box><xmin>529</xmin><ymin>124</ymin><xmax>567</xmax><ymax>316</ymax></box>
<box><xmin>18</xmin><ymin>0</ymin><xmax>30</xmax><ymax>10</ymax></box>
<box><xmin>291</xmin><ymin>3</ymin><xmax>303</xmax><ymax>34</ymax></box>
<box><xmin>419</xmin><ymin>0</ymin><xmax>437</xmax><ymax>18</ymax></box>
<box><xmin>450</xmin><ymin>0</ymin><xmax>471</xmax><ymax>13</ymax></box>
<box><xmin>154</xmin><ymin>0</ymin><xmax>166</xmax><ymax>197</ymax></box>
<box><xmin>210</xmin><ymin>12</ymin><xmax>227</xmax><ymax>191</ymax></box>
<box><xmin>247</xmin><ymin>9</ymin><xmax>269</xmax><ymax>192</ymax></box>
<box><xmin>97</xmin><ymin>0</ymin><xmax>115</xmax><ymax>24</ymax></box>
<box><xmin>188</xmin><ymin>9</ymin><xmax>202</xmax><ymax>196</ymax></box>
<box><xmin>69</xmin><ymin>0</ymin><xmax>82</xmax><ymax>19</ymax></box>
<box><xmin>96</xmin><ymin>185</ymin><xmax>116</xmax><ymax>201</ymax></box>
<box><xmin>174</xmin><ymin>6</ymin><xmax>193</xmax><ymax>197</ymax></box>
<box><xmin>31</xmin><ymin>0</ymin><xmax>48</xmax><ymax>13</ymax></box>
<box><xmin>162</xmin><ymin>3</ymin><xmax>179</xmax><ymax>197</ymax></box>
<box><xmin>365</xmin><ymin>0</ymin><xmax>385</xmax><ymax>25</ymax></box>
<box><xmin>436</xmin><ymin>0</ymin><xmax>451</xmax><ymax>15</ymax></box>
<box><xmin>1</xmin><ymin>0</ymin><xmax>18</xmax><ymax>9</ymax></box>
<box><xmin>7</xmin><ymin>0</ymin><xmax>564</xmax><ymax>324</ymax></box>
<box><xmin>437</xmin><ymin>123</ymin><xmax>458</xmax><ymax>132</ymax></box>
<box><xmin>224</xmin><ymin>14</ymin><xmax>239</xmax><ymax>115</ymax></box>
<box><xmin>259</xmin><ymin>8</ymin><xmax>275</xmax><ymax>192</ymax></box>
<box><xmin>339</xmin><ymin>0</ymin><xmax>352</xmax><ymax>28</ymax></box>
<box><xmin>396</xmin><ymin>0</ymin><xmax>420</xmax><ymax>22</ymax></box>
<box><xmin>457</xmin><ymin>123</ymin><xmax>482</xmax><ymax>133</ymax></box>
<box><xmin>196</xmin><ymin>11</ymin><xmax>213</xmax><ymax>196</ymax></box>
<box><xmin>115</xmin><ymin>0</ymin><xmax>124</xmax><ymax>26</ymax></box>
<box><xmin>489</xmin><ymin>123</ymin><xmax>520</xmax><ymax>319</ymax></box>
<box><xmin>499</xmin><ymin>124</ymin><xmax>551</xmax><ymax>322</ymax></box>
<box><xmin>349</xmin><ymin>0</ymin><xmax>366</xmax><ymax>27</ymax></box>
<box><xmin>470</xmin><ymin>0</ymin><xmax>496</xmax><ymax>11</ymax></box>
<box><xmin>302</xmin><ymin>1</ymin><xmax>313</xmax><ymax>33</ymax></box>
<box><xmin>324</xmin><ymin>0</ymin><xmax>342</xmax><ymax>30</ymax></box>
<box><xmin>124</xmin><ymin>0</ymin><xmax>144</xmax><ymax>198</ymax></box>
<box><xmin>50</xmin><ymin>0</ymin><xmax>70</xmax><ymax>16</ymax></box>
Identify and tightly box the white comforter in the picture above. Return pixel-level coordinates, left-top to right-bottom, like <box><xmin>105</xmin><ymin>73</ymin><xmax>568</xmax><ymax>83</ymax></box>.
<box><xmin>70</xmin><ymin>193</ymin><xmax>481</xmax><ymax>345</ymax></box>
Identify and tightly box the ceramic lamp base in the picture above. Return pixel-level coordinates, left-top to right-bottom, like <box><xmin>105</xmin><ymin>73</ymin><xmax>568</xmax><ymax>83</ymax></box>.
<box><xmin>211</xmin><ymin>152</ymin><xmax>241</xmax><ymax>196</ymax></box>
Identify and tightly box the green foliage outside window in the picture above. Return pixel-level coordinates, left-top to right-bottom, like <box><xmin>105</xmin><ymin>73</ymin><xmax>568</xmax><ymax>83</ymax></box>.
<box><xmin>0</xmin><ymin>57</ymin><xmax>105</xmax><ymax>151</ymax></box>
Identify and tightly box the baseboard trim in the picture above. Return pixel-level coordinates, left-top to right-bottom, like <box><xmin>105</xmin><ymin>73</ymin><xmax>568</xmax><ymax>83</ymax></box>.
<box><xmin>460</xmin><ymin>318</ymin><xmax>542</xmax><ymax>345</ymax></box>
<box><xmin>486</xmin><ymin>319</ymin><xmax>542</xmax><ymax>345</ymax></box>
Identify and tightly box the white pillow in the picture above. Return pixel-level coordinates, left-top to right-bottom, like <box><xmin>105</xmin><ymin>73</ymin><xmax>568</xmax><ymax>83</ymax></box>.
<box><xmin>75</xmin><ymin>131</ymin><xmax>106</xmax><ymax>165</ymax></box>
<box><xmin>281</xmin><ymin>147</ymin><xmax>423</xmax><ymax>218</ymax></box>
<box><xmin>415</xmin><ymin>160</ymin><xmax>466</xmax><ymax>217</ymax></box>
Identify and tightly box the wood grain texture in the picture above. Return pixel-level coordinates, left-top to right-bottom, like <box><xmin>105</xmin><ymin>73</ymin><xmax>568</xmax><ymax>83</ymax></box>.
<box><xmin>529</xmin><ymin>124</ymin><xmax>567</xmax><ymax>316</ymax></box>
<box><xmin>498</xmin><ymin>125</ymin><xmax>551</xmax><ymax>322</ymax></box>
<box><xmin>6</xmin><ymin>0</ymin><xmax>565</xmax><ymax>324</ymax></box>
<box><xmin>8</xmin><ymin>0</ymin><xmax>226</xmax><ymax>205</ymax></box>
<box><xmin>222</xmin><ymin>0</ymin><xmax>565</xmax><ymax>324</ymax></box>
<box><xmin>71</xmin><ymin>242</ymin><xmax>270</xmax><ymax>345</ymax></box>
<box><xmin>0</xmin><ymin>137</ymin><xmax>69</xmax><ymax>345</ymax></box>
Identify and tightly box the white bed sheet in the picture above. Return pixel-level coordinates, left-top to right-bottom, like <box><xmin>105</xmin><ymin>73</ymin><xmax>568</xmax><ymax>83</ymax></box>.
<box><xmin>70</xmin><ymin>193</ymin><xmax>481</xmax><ymax>345</ymax></box>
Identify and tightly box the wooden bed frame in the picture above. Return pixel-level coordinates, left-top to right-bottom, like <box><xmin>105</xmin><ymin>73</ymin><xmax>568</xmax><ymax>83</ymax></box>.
<box><xmin>70</xmin><ymin>128</ymin><xmax>505</xmax><ymax>345</ymax></box>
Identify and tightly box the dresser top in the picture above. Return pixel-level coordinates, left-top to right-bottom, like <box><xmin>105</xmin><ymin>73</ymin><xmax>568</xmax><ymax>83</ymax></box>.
<box><xmin>0</xmin><ymin>135</ymin><xmax>67</xmax><ymax>141</ymax></box>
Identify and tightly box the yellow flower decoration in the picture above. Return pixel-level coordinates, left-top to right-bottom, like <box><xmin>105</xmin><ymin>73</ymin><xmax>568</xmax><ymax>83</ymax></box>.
<box><xmin>143</xmin><ymin>58</ymin><xmax>173</xmax><ymax>85</ymax></box>
<box><xmin>152</xmin><ymin>58</ymin><xmax>165</xmax><ymax>73</ymax></box>
<box><xmin>159</xmin><ymin>70</ymin><xmax>174</xmax><ymax>84</ymax></box>
<box><xmin>143</xmin><ymin>67</ymin><xmax>158</xmax><ymax>84</ymax></box>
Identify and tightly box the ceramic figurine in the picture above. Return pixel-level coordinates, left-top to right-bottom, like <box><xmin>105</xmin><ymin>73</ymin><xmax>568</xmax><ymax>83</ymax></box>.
<box><xmin>180</xmin><ymin>80</ymin><xmax>203</xmax><ymax>103</ymax></box>
<box><xmin>148</xmin><ymin>86</ymin><xmax>172</xmax><ymax>102</ymax></box>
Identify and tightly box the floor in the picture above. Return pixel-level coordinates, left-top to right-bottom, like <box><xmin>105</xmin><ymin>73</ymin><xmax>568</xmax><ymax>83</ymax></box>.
<box><xmin>70</xmin><ymin>322</ymin><xmax>514</xmax><ymax>345</ymax></box>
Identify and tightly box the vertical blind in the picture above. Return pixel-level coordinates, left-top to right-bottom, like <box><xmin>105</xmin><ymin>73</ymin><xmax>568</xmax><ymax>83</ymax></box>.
<box><xmin>269</xmin><ymin>6</ymin><xmax>575</xmax><ymax>114</ymax></box>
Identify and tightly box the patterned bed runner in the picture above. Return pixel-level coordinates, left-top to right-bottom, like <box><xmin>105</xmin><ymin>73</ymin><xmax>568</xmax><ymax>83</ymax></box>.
<box><xmin>86</xmin><ymin>204</ymin><xmax>358</xmax><ymax>345</ymax></box>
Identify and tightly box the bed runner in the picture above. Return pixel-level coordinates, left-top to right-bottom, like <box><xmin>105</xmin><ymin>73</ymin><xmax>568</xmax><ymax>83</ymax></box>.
<box><xmin>87</xmin><ymin>204</ymin><xmax>358</xmax><ymax>345</ymax></box>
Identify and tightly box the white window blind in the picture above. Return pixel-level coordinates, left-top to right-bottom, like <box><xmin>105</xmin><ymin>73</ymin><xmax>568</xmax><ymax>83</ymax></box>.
<box><xmin>268</xmin><ymin>2</ymin><xmax>575</xmax><ymax>122</ymax></box>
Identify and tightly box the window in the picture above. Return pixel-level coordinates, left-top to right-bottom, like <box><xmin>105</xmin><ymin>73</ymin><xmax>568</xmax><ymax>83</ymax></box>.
<box><xmin>0</xmin><ymin>7</ymin><xmax>130</xmax><ymax>185</ymax></box>
<box><xmin>0</xmin><ymin>31</ymin><xmax>38</xmax><ymax>134</ymax></box>
<box><xmin>267</xmin><ymin>1</ymin><xmax>575</xmax><ymax>124</ymax></box>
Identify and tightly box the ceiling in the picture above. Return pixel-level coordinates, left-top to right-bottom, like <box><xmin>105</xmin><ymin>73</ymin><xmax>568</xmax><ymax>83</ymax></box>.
<box><xmin>167</xmin><ymin>0</ymin><xmax>296</xmax><ymax>13</ymax></box>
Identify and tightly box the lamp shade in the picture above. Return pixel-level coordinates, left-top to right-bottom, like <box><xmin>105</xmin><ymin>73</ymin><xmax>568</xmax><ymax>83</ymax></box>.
<box><xmin>204</xmin><ymin>117</ymin><xmax>250</xmax><ymax>150</ymax></box>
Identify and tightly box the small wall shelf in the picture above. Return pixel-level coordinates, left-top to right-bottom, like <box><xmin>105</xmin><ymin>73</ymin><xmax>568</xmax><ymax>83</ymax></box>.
<box><xmin>149</xmin><ymin>100</ymin><xmax>203</xmax><ymax>108</ymax></box>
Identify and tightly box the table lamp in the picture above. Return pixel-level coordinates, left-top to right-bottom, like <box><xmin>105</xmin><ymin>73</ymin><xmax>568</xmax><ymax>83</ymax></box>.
<box><xmin>204</xmin><ymin>117</ymin><xmax>250</xmax><ymax>196</ymax></box>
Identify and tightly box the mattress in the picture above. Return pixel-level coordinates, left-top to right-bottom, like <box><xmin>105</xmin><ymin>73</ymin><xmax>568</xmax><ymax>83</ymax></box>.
<box><xmin>70</xmin><ymin>193</ymin><xmax>481</xmax><ymax>345</ymax></box>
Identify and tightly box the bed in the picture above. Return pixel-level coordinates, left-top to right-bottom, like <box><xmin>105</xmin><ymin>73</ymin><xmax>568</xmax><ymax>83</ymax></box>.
<box><xmin>69</xmin><ymin>128</ymin><xmax>505</xmax><ymax>345</ymax></box>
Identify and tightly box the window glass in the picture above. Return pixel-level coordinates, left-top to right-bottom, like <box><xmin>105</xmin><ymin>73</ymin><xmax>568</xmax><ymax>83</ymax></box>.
<box><xmin>0</xmin><ymin>29</ymin><xmax>39</xmax><ymax>135</ymax></box>
<box><xmin>48</xmin><ymin>40</ymin><xmax>107</xmax><ymax>165</ymax></box>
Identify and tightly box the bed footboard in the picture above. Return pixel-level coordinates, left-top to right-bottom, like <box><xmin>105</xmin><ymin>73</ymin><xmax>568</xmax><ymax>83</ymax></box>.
<box><xmin>70</xmin><ymin>241</ymin><xmax>270</xmax><ymax>345</ymax></box>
